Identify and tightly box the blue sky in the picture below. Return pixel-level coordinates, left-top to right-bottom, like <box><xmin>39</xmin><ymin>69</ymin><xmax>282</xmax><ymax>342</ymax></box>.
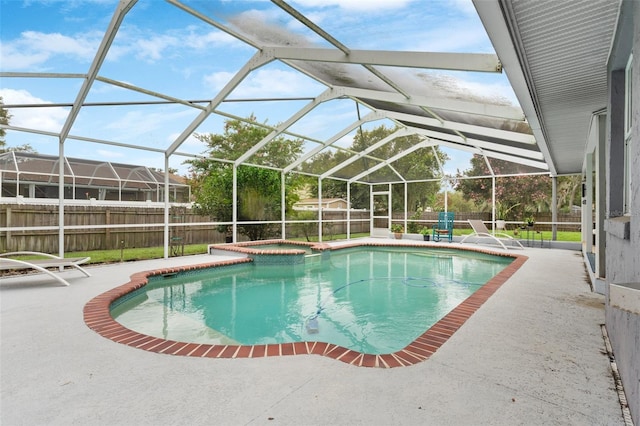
<box><xmin>0</xmin><ymin>0</ymin><xmax>518</xmax><ymax>175</ymax></box>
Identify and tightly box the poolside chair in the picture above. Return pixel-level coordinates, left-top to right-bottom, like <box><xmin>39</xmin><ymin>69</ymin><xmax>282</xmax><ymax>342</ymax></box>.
<box><xmin>432</xmin><ymin>212</ymin><xmax>455</xmax><ymax>242</ymax></box>
<box><xmin>0</xmin><ymin>251</ymin><xmax>91</xmax><ymax>286</ymax></box>
<box><xmin>459</xmin><ymin>219</ymin><xmax>524</xmax><ymax>250</ymax></box>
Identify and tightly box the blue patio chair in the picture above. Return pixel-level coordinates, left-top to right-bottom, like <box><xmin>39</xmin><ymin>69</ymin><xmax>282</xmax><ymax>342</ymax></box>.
<box><xmin>432</xmin><ymin>212</ymin><xmax>455</xmax><ymax>242</ymax></box>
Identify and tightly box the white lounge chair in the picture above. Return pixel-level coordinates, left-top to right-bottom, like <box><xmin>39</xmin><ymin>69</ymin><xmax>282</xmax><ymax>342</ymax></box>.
<box><xmin>460</xmin><ymin>220</ymin><xmax>524</xmax><ymax>250</ymax></box>
<box><xmin>0</xmin><ymin>251</ymin><xmax>91</xmax><ymax>286</ymax></box>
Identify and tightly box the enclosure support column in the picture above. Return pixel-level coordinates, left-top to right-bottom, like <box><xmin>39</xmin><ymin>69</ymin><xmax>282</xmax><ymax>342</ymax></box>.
<box><xmin>369</xmin><ymin>185</ymin><xmax>374</xmax><ymax>232</ymax></box>
<box><xmin>491</xmin><ymin>176</ymin><xmax>496</xmax><ymax>232</ymax></box>
<box><xmin>346</xmin><ymin>182</ymin><xmax>351</xmax><ymax>239</ymax></box>
<box><xmin>583</xmin><ymin>152</ymin><xmax>594</xmax><ymax>254</ymax></box>
<box><xmin>318</xmin><ymin>177</ymin><xmax>323</xmax><ymax>242</ymax></box>
<box><xmin>403</xmin><ymin>182</ymin><xmax>408</xmax><ymax>231</ymax></box>
<box><xmin>443</xmin><ymin>178</ymin><xmax>448</xmax><ymax>213</ymax></box>
<box><xmin>595</xmin><ymin>115</ymin><xmax>606</xmax><ymax>277</ymax></box>
<box><xmin>232</xmin><ymin>165</ymin><xmax>238</xmax><ymax>243</ymax></box>
<box><xmin>551</xmin><ymin>176</ymin><xmax>558</xmax><ymax>240</ymax></box>
<box><xmin>163</xmin><ymin>155</ymin><xmax>170</xmax><ymax>259</ymax></box>
<box><xmin>281</xmin><ymin>172</ymin><xmax>286</xmax><ymax>239</ymax></box>
<box><xmin>388</xmin><ymin>183</ymin><xmax>393</xmax><ymax>230</ymax></box>
<box><xmin>58</xmin><ymin>142</ymin><xmax>64</xmax><ymax>259</ymax></box>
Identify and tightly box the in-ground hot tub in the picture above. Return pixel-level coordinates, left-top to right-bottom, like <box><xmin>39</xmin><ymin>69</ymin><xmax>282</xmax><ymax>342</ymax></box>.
<box><xmin>208</xmin><ymin>239</ymin><xmax>326</xmax><ymax>265</ymax></box>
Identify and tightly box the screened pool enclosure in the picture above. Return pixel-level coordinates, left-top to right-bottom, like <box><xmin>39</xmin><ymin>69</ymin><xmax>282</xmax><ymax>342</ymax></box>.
<box><xmin>1</xmin><ymin>0</ymin><xmax>583</xmax><ymax>258</ymax></box>
<box><xmin>0</xmin><ymin>152</ymin><xmax>190</xmax><ymax>203</ymax></box>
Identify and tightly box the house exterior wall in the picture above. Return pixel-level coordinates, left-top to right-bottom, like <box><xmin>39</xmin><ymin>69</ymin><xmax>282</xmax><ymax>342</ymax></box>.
<box><xmin>604</xmin><ymin>1</ymin><xmax>640</xmax><ymax>422</ymax></box>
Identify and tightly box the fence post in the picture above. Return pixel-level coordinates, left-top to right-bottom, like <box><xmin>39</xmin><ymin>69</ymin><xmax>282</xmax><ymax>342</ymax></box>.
<box><xmin>6</xmin><ymin>206</ymin><xmax>11</xmax><ymax>250</ymax></box>
<box><xmin>105</xmin><ymin>209</ymin><xmax>110</xmax><ymax>249</ymax></box>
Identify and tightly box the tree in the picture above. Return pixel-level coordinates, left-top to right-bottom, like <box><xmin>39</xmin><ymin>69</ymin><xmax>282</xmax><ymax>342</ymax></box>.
<box><xmin>301</xmin><ymin>124</ymin><xmax>446</xmax><ymax>211</ymax></box>
<box><xmin>0</xmin><ymin>96</ymin><xmax>9</xmax><ymax>149</ymax></box>
<box><xmin>186</xmin><ymin>116</ymin><xmax>304</xmax><ymax>240</ymax></box>
<box><xmin>0</xmin><ymin>97</ymin><xmax>36</xmax><ymax>154</ymax></box>
<box><xmin>555</xmin><ymin>175</ymin><xmax>582</xmax><ymax>213</ymax></box>
<box><xmin>456</xmin><ymin>154</ymin><xmax>551</xmax><ymax>220</ymax></box>
<box><xmin>456</xmin><ymin>154</ymin><xmax>583</xmax><ymax>219</ymax></box>
<box><xmin>431</xmin><ymin>190</ymin><xmax>477</xmax><ymax>213</ymax></box>
<box><xmin>149</xmin><ymin>166</ymin><xmax>179</xmax><ymax>175</ymax></box>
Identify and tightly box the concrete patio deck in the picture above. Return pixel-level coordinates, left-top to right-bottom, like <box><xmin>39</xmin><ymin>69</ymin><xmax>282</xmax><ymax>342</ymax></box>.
<box><xmin>0</xmin><ymin>240</ymin><xmax>626</xmax><ymax>425</ymax></box>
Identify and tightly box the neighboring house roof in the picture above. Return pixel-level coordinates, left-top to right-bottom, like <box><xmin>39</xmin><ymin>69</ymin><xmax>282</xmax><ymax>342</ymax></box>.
<box><xmin>293</xmin><ymin>198</ymin><xmax>349</xmax><ymax>209</ymax></box>
<box><xmin>0</xmin><ymin>151</ymin><xmax>189</xmax><ymax>190</ymax></box>
<box><xmin>296</xmin><ymin>198</ymin><xmax>347</xmax><ymax>205</ymax></box>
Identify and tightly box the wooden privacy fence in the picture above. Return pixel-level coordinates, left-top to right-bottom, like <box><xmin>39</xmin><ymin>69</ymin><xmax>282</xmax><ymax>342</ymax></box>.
<box><xmin>0</xmin><ymin>205</ymin><xmax>372</xmax><ymax>253</ymax></box>
<box><xmin>0</xmin><ymin>205</ymin><xmax>581</xmax><ymax>253</ymax></box>
<box><xmin>0</xmin><ymin>205</ymin><xmax>222</xmax><ymax>253</ymax></box>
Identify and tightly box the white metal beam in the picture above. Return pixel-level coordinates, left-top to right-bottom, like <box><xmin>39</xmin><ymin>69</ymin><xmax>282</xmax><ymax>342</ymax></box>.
<box><xmin>267</xmin><ymin>46</ymin><xmax>502</xmax><ymax>73</ymax></box>
<box><xmin>166</xmin><ymin>50</ymin><xmax>275</xmax><ymax>156</ymax></box>
<box><xmin>96</xmin><ymin>76</ymin><xmax>207</xmax><ymax>111</ymax></box>
<box><xmin>271</xmin><ymin>0</ymin><xmax>350</xmax><ymax>54</ymax></box>
<box><xmin>409</xmin><ymin>127</ymin><xmax>544</xmax><ymax>160</ymax></box>
<box><xmin>381</xmin><ymin>110</ymin><xmax>536</xmax><ymax>144</ymax></box>
<box><xmin>167</xmin><ymin>0</ymin><xmax>260</xmax><ymax>49</ymax></box>
<box><xmin>435</xmin><ymin>139</ymin><xmax>548</xmax><ymax>170</ymax></box>
<box><xmin>283</xmin><ymin>111</ymin><xmax>383</xmax><ymax>173</ymax></box>
<box><xmin>0</xmin><ymin>72</ymin><xmax>86</xmax><ymax>78</ymax></box>
<box><xmin>59</xmin><ymin>0</ymin><xmax>137</xmax><ymax>144</ymax></box>
<box><xmin>1</xmin><ymin>124</ymin><xmax>194</xmax><ymax>157</ymax></box>
<box><xmin>349</xmin><ymin>140</ymin><xmax>433</xmax><ymax>183</ymax></box>
<box><xmin>336</xmin><ymin>86</ymin><xmax>525</xmax><ymax>121</ymax></box>
<box><xmin>320</xmin><ymin>128</ymin><xmax>413</xmax><ymax>179</ymax></box>
<box><xmin>234</xmin><ymin>88</ymin><xmax>339</xmax><ymax>165</ymax></box>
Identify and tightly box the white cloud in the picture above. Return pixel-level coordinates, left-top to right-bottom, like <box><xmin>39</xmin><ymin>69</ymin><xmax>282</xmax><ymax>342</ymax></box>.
<box><xmin>0</xmin><ymin>30</ymin><xmax>101</xmax><ymax>70</ymax></box>
<box><xmin>409</xmin><ymin>24</ymin><xmax>491</xmax><ymax>53</ymax></box>
<box><xmin>204</xmin><ymin>68</ymin><xmax>322</xmax><ymax>98</ymax></box>
<box><xmin>441</xmin><ymin>147</ymin><xmax>473</xmax><ymax>175</ymax></box>
<box><xmin>203</xmin><ymin>71</ymin><xmax>235</xmax><ymax>92</ymax></box>
<box><xmin>288</xmin><ymin>102</ymin><xmax>356</xmax><ymax>139</ymax></box>
<box><xmin>183</xmin><ymin>29</ymin><xmax>241</xmax><ymax>50</ymax></box>
<box><xmin>167</xmin><ymin>132</ymin><xmax>202</xmax><ymax>149</ymax></box>
<box><xmin>0</xmin><ymin>88</ymin><xmax>68</xmax><ymax>132</ymax></box>
<box><xmin>104</xmin><ymin>109</ymin><xmax>173</xmax><ymax>141</ymax></box>
<box><xmin>447</xmin><ymin>0</ymin><xmax>477</xmax><ymax>16</ymax></box>
<box><xmin>333</xmin><ymin>133</ymin><xmax>355</xmax><ymax>149</ymax></box>
<box><xmin>96</xmin><ymin>149</ymin><xmax>124</xmax><ymax>159</ymax></box>
<box><xmin>98</xmin><ymin>107</ymin><xmax>199</xmax><ymax>148</ymax></box>
<box><xmin>134</xmin><ymin>35</ymin><xmax>178</xmax><ymax>62</ymax></box>
<box><xmin>118</xmin><ymin>24</ymin><xmax>245</xmax><ymax>63</ymax></box>
<box><xmin>291</xmin><ymin>0</ymin><xmax>413</xmax><ymax>11</ymax></box>
<box><xmin>1</xmin><ymin>23</ymin><xmax>241</xmax><ymax>71</ymax></box>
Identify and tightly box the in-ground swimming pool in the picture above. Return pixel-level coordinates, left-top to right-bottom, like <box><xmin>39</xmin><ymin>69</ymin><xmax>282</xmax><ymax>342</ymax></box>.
<box><xmin>110</xmin><ymin>245</ymin><xmax>513</xmax><ymax>355</ymax></box>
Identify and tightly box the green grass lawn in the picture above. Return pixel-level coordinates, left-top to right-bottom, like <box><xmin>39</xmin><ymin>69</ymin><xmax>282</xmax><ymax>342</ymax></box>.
<box><xmin>63</xmin><ymin>244</ymin><xmax>210</xmax><ymax>264</ymax></box>
<box><xmin>29</xmin><ymin>230</ymin><xmax>579</xmax><ymax>265</ymax></box>
<box><xmin>458</xmin><ymin>229</ymin><xmax>582</xmax><ymax>242</ymax></box>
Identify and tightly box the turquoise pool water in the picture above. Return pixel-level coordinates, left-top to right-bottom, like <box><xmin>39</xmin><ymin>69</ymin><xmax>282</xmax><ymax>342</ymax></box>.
<box><xmin>111</xmin><ymin>247</ymin><xmax>512</xmax><ymax>354</ymax></box>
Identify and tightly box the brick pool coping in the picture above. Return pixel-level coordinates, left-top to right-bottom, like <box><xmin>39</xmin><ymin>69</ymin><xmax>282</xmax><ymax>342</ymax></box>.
<box><xmin>83</xmin><ymin>242</ymin><xmax>528</xmax><ymax>368</ymax></box>
<box><xmin>207</xmin><ymin>239</ymin><xmax>326</xmax><ymax>256</ymax></box>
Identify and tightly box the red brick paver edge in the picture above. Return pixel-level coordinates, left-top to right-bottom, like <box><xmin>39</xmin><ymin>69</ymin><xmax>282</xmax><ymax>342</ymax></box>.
<box><xmin>83</xmin><ymin>243</ymin><xmax>527</xmax><ymax>368</ymax></box>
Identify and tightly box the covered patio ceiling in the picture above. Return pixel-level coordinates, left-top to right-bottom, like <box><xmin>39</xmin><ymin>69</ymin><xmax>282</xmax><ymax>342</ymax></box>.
<box><xmin>474</xmin><ymin>0</ymin><xmax>622</xmax><ymax>176</ymax></box>
<box><xmin>1</xmin><ymin>0</ymin><xmax>555</xmax><ymax>185</ymax></box>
